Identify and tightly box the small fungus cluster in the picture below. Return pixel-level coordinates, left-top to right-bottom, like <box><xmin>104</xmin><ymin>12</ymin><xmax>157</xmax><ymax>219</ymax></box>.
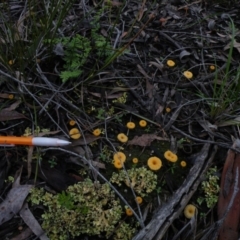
<box><xmin>117</xmin><ymin>119</ymin><xmax>148</xmax><ymax>145</ymax></box>
<box><xmin>166</xmin><ymin>59</ymin><xmax>193</xmax><ymax>80</ymax></box>
<box><xmin>113</xmin><ymin>152</ymin><xmax>126</xmax><ymax>169</ymax></box>
<box><xmin>69</xmin><ymin>128</ymin><xmax>81</xmax><ymax>139</ymax></box>
<box><xmin>164</xmin><ymin>150</ymin><xmax>178</xmax><ymax>162</ymax></box>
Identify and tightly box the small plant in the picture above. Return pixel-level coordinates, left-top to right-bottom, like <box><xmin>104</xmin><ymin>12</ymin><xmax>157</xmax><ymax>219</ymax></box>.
<box><xmin>197</xmin><ymin>166</ymin><xmax>220</xmax><ymax>208</ymax></box>
<box><xmin>99</xmin><ymin>145</ymin><xmax>113</xmax><ymax>163</ymax></box>
<box><xmin>48</xmin><ymin>157</ymin><xmax>57</xmax><ymax>168</ymax></box>
<box><xmin>46</xmin><ymin>34</ymin><xmax>91</xmax><ymax>82</ymax></box>
<box><xmin>112</xmin><ymin>92</ymin><xmax>128</xmax><ymax>104</ymax></box>
<box><xmin>96</xmin><ymin>108</ymin><xmax>106</xmax><ymax>120</ymax></box>
<box><xmin>57</xmin><ymin>191</ymin><xmax>75</xmax><ymax>210</ymax></box>
<box><xmin>45</xmin><ymin>8</ymin><xmax>113</xmax><ymax>83</ymax></box>
<box><xmin>115</xmin><ymin>113</ymin><xmax>125</xmax><ymax>123</ymax></box>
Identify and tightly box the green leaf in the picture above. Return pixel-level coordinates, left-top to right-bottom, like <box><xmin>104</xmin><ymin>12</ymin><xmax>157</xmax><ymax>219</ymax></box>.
<box><xmin>57</xmin><ymin>191</ymin><xmax>75</xmax><ymax>210</ymax></box>
<box><xmin>60</xmin><ymin>70</ymin><xmax>82</xmax><ymax>83</ymax></box>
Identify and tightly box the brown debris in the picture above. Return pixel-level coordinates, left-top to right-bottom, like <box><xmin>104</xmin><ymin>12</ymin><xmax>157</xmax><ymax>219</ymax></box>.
<box><xmin>218</xmin><ymin>140</ymin><xmax>240</xmax><ymax>240</ymax></box>
<box><xmin>128</xmin><ymin>134</ymin><xmax>169</xmax><ymax>147</ymax></box>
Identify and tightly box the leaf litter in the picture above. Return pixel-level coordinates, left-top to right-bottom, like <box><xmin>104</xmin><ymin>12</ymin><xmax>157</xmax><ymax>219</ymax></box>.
<box><xmin>128</xmin><ymin>134</ymin><xmax>169</xmax><ymax>147</ymax></box>
<box><xmin>0</xmin><ymin>167</ymin><xmax>32</xmax><ymax>225</ymax></box>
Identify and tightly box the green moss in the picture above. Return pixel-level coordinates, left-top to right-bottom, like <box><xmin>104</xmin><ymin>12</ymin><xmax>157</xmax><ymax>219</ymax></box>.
<box><xmin>29</xmin><ymin>179</ymin><xmax>135</xmax><ymax>239</ymax></box>
<box><xmin>110</xmin><ymin>167</ymin><xmax>157</xmax><ymax>197</ymax></box>
<box><xmin>113</xmin><ymin>222</ymin><xmax>136</xmax><ymax>240</ymax></box>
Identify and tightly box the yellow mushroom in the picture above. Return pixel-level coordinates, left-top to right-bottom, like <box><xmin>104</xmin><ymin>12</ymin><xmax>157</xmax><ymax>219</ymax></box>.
<box><xmin>135</xmin><ymin>196</ymin><xmax>143</xmax><ymax>204</ymax></box>
<box><xmin>126</xmin><ymin>122</ymin><xmax>136</xmax><ymax>129</ymax></box>
<box><xmin>167</xmin><ymin>60</ymin><xmax>176</xmax><ymax>67</ymax></box>
<box><xmin>93</xmin><ymin>128</ymin><xmax>101</xmax><ymax>136</ymax></box>
<box><xmin>147</xmin><ymin>156</ymin><xmax>162</xmax><ymax>170</ymax></box>
<box><xmin>125</xmin><ymin>208</ymin><xmax>133</xmax><ymax>216</ymax></box>
<box><xmin>69</xmin><ymin>120</ymin><xmax>76</xmax><ymax>126</ymax></box>
<box><xmin>69</xmin><ymin>128</ymin><xmax>81</xmax><ymax>139</ymax></box>
<box><xmin>165</xmin><ymin>107</ymin><xmax>171</xmax><ymax>113</ymax></box>
<box><xmin>8</xmin><ymin>94</ymin><xmax>14</xmax><ymax>100</ymax></box>
<box><xmin>139</xmin><ymin>120</ymin><xmax>147</xmax><ymax>127</ymax></box>
<box><xmin>209</xmin><ymin>65</ymin><xmax>216</xmax><ymax>71</ymax></box>
<box><xmin>113</xmin><ymin>152</ymin><xmax>126</xmax><ymax>163</ymax></box>
<box><xmin>164</xmin><ymin>150</ymin><xmax>178</xmax><ymax>162</ymax></box>
<box><xmin>184</xmin><ymin>204</ymin><xmax>197</xmax><ymax>219</ymax></box>
<box><xmin>183</xmin><ymin>71</ymin><xmax>193</xmax><ymax>79</ymax></box>
<box><xmin>132</xmin><ymin>158</ymin><xmax>138</xmax><ymax>164</ymax></box>
<box><xmin>117</xmin><ymin>133</ymin><xmax>128</xmax><ymax>143</ymax></box>
<box><xmin>180</xmin><ymin>161</ymin><xmax>187</xmax><ymax>167</ymax></box>
<box><xmin>113</xmin><ymin>159</ymin><xmax>123</xmax><ymax>169</ymax></box>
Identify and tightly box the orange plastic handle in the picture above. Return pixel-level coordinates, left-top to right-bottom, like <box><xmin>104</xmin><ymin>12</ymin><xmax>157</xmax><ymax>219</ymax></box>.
<box><xmin>0</xmin><ymin>136</ymin><xmax>33</xmax><ymax>145</ymax></box>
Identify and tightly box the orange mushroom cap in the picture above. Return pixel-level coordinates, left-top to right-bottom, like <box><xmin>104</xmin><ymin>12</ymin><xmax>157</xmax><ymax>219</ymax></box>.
<box><xmin>69</xmin><ymin>128</ymin><xmax>81</xmax><ymax>139</ymax></box>
<box><xmin>147</xmin><ymin>156</ymin><xmax>162</xmax><ymax>170</ymax></box>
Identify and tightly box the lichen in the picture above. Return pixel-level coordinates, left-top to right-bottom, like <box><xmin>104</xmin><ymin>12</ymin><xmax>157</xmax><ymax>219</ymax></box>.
<box><xmin>197</xmin><ymin>166</ymin><xmax>220</xmax><ymax>208</ymax></box>
<box><xmin>28</xmin><ymin>179</ymin><xmax>136</xmax><ymax>240</ymax></box>
<box><xmin>110</xmin><ymin>167</ymin><xmax>157</xmax><ymax>197</ymax></box>
<box><xmin>113</xmin><ymin>222</ymin><xmax>136</xmax><ymax>240</ymax></box>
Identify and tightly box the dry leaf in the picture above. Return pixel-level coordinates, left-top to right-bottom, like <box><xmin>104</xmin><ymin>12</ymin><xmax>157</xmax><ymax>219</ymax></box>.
<box><xmin>0</xmin><ymin>93</ymin><xmax>10</xmax><ymax>99</ymax></box>
<box><xmin>155</xmin><ymin>104</ymin><xmax>164</xmax><ymax>116</ymax></box>
<box><xmin>137</xmin><ymin>64</ymin><xmax>153</xmax><ymax>99</ymax></box>
<box><xmin>224</xmin><ymin>40</ymin><xmax>240</xmax><ymax>54</ymax></box>
<box><xmin>20</xmin><ymin>203</ymin><xmax>49</xmax><ymax>240</ymax></box>
<box><xmin>35</xmin><ymin>130</ymin><xmax>60</xmax><ymax>137</ymax></box>
<box><xmin>0</xmin><ymin>169</ymin><xmax>32</xmax><ymax>225</ymax></box>
<box><xmin>0</xmin><ymin>168</ymin><xmax>33</xmax><ymax>225</ymax></box>
<box><xmin>68</xmin><ymin>156</ymin><xmax>105</xmax><ymax>169</ymax></box>
<box><xmin>121</xmin><ymin>32</ymin><xmax>128</xmax><ymax>39</ymax></box>
<box><xmin>104</xmin><ymin>0</ymin><xmax>122</xmax><ymax>7</ymax></box>
<box><xmin>4</xmin><ymin>100</ymin><xmax>22</xmax><ymax>111</ymax></box>
<box><xmin>0</xmin><ymin>100</ymin><xmax>27</xmax><ymax>121</ymax></box>
<box><xmin>137</xmin><ymin>64</ymin><xmax>151</xmax><ymax>79</ymax></box>
<box><xmin>90</xmin><ymin>160</ymin><xmax>105</xmax><ymax>169</ymax></box>
<box><xmin>88</xmin><ymin>91</ymin><xmax>123</xmax><ymax>99</ymax></box>
<box><xmin>0</xmin><ymin>109</ymin><xmax>27</xmax><ymax>121</ymax></box>
<box><xmin>149</xmin><ymin>61</ymin><xmax>164</xmax><ymax>72</ymax></box>
<box><xmin>138</xmin><ymin>0</ymin><xmax>147</xmax><ymax>21</ymax></box>
<box><xmin>218</xmin><ymin>140</ymin><xmax>240</xmax><ymax>240</ymax></box>
<box><xmin>128</xmin><ymin>134</ymin><xmax>168</xmax><ymax>147</ymax></box>
<box><xmin>217</xmin><ymin>116</ymin><xmax>240</xmax><ymax>127</ymax></box>
<box><xmin>10</xmin><ymin>227</ymin><xmax>33</xmax><ymax>240</ymax></box>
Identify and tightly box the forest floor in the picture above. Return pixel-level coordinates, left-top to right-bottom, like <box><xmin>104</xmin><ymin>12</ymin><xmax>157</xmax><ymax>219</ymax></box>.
<box><xmin>0</xmin><ymin>0</ymin><xmax>240</xmax><ymax>240</ymax></box>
